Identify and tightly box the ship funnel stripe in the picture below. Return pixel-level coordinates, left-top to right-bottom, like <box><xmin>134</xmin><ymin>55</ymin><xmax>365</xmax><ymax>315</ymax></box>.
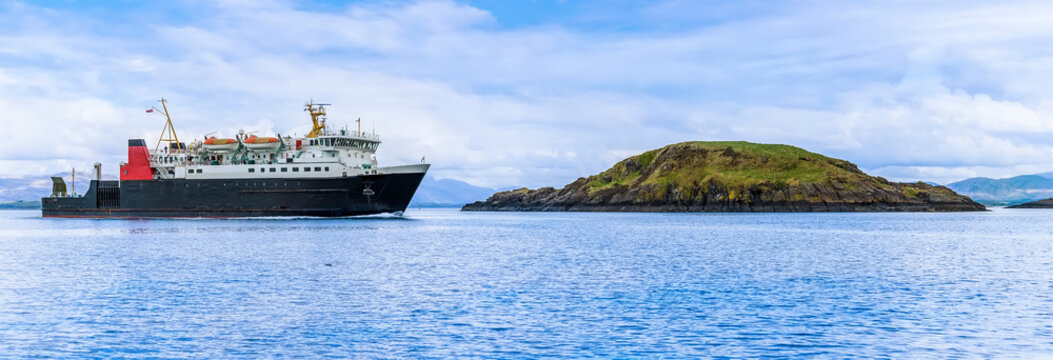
<box><xmin>121</xmin><ymin>139</ymin><xmax>153</xmax><ymax>181</ymax></box>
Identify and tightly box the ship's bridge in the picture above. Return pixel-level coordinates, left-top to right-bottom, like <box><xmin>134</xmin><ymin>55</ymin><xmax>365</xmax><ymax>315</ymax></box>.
<box><xmin>306</xmin><ymin>128</ymin><xmax>380</xmax><ymax>152</ymax></box>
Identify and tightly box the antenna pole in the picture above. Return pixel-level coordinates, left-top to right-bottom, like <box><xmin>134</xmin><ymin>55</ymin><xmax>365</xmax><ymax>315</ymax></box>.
<box><xmin>153</xmin><ymin>98</ymin><xmax>181</xmax><ymax>153</ymax></box>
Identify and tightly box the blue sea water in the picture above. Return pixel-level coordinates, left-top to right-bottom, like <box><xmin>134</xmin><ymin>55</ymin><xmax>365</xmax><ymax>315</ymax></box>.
<box><xmin>1</xmin><ymin>208</ymin><xmax>1052</xmax><ymax>358</ymax></box>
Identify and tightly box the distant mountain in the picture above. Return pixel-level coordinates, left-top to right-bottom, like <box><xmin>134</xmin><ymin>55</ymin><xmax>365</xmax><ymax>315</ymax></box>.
<box><xmin>946</xmin><ymin>175</ymin><xmax>1053</xmax><ymax>206</ymax></box>
<box><xmin>0</xmin><ymin>200</ymin><xmax>41</xmax><ymax>209</ymax></box>
<box><xmin>0</xmin><ymin>175</ymin><xmax>58</xmax><ymax>202</ymax></box>
<box><xmin>409</xmin><ymin>176</ymin><xmax>496</xmax><ymax>207</ymax></box>
<box><xmin>1</xmin><ymin>172</ymin><xmax>115</xmax><ymax>202</ymax></box>
<box><xmin>1035</xmin><ymin>172</ymin><xmax>1053</xmax><ymax>179</ymax></box>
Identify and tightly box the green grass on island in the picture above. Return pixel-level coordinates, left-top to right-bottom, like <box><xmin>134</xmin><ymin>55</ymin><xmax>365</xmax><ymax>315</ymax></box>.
<box><xmin>585</xmin><ymin>141</ymin><xmax>895</xmax><ymax>195</ymax></box>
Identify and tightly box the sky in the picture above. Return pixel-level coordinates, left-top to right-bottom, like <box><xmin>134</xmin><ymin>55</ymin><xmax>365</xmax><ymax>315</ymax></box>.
<box><xmin>2</xmin><ymin>0</ymin><xmax>1053</xmax><ymax>188</ymax></box>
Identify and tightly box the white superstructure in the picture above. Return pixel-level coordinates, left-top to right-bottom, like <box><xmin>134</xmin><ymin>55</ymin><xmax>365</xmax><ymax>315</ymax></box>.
<box><xmin>128</xmin><ymin>100</ymin><xmax>427</xmax><ymax>181</ymax></box>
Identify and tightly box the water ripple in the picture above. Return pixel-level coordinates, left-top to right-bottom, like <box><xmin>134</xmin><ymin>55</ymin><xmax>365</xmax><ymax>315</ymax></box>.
<box><xmin>0</xmin><ymin>208</ymin><xmax>1052</xmax><ymax>357</ymax></box>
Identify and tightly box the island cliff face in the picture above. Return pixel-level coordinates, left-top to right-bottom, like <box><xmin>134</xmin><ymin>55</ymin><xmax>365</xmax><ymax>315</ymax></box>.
<box><xmin>1007</xmin><ymin>199</ymin><xmax>1053</xmax><ymax>208</ymax></box>
<box><xmin>462</xmin><ymin>141</ymin><xmax>986</xmax><ymax>212</ymax></box>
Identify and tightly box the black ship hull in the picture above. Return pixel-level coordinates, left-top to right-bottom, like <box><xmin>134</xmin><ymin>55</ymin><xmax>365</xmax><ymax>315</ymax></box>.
<box><xmin>41</xmin><ymin>172</ymin><xmax>426</xmax><ymax>218</ymax></box>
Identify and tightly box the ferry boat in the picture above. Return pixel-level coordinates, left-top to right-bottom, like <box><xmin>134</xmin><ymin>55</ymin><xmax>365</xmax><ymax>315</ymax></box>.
<box><xmin>41</xmin><ymin>99</ymin><xmax>429</xmax><ymax>218</ymax></box>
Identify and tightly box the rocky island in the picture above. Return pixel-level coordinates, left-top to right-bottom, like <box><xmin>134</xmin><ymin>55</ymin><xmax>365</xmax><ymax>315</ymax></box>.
<box><xmin>463</xmin><ymin>141</ymin><xmax>986</xmax><ymax>212</ymax></box>
<box><xmin>1006</xmin><ymin>199</ymin><xmax>1053</xmax><ymax>209</ymax></box>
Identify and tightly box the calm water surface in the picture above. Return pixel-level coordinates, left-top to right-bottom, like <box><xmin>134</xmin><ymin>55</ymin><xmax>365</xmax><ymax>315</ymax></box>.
<box><xmin>1</xmin><ymin>208</ymin><xmax>1052</xmax><ymax>358</ymax></box>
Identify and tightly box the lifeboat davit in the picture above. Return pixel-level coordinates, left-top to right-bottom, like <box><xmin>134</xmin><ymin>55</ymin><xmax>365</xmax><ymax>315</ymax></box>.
<box><xmin>242</xmin><ymin>135</ymin><xmax>281</xmax><ymax>152</ymax></box>
<box><xmin>203</xmin><ymin>136</ymin><xmax>239</xmax><ymax>152</ymax></box>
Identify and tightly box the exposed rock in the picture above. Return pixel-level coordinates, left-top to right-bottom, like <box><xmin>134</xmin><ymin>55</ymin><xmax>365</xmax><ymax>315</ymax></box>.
<box><xmin>1006</xmin><ymin>199</ymin><xmax>1053</xmax><ymax>209</ymax></box>
<box><xmin>463</xmin><ymin>141</ymin><xmax>986</xmax><ymax>212</ymax></box>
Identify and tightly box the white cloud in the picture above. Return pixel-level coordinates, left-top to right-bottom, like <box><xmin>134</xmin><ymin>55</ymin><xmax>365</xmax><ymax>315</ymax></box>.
<box><xmin>1</xmin><ymin>0</ymin><xmax>1053</xmax><ymax>188</ymax></box>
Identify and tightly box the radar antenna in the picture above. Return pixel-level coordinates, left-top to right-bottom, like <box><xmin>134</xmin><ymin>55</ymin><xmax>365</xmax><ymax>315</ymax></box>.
<box><xmin>305</xmin><ymin>100</ymin><xmax>331</xmax><ymax>138</ymax></box>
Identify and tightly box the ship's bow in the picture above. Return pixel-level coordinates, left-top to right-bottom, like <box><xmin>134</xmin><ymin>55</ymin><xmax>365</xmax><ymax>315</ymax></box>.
<box><xmin>366</xmin><ymin>163</ymin><xmax>429</xmax><ymax>214</ymax></box>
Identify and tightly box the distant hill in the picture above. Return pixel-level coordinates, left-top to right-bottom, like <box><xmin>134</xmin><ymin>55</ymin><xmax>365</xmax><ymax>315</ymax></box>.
<box><xmin>0</xmin><ymin>173</ymin><xmax>119</xmax><ymax>203</ymax></box>
<box><xmin>465</xmin><ymin>141</ymin><xmax>984</xmax><ymax>212</ymax></box>
<box><xmin>409</xmin><ymin>176</ymin><xmax>496</xmax><ymax>207</ymax></box>
<box><xmin>0</xmin><ymin>176</ymin><xmax>56</xmax><ymax>202</ymax></box>
<box><xmin>1007</xmin><ymin>198</ymin><xmax>1053</xmax><ymax>209</ymax></box>
<box><xmin>945</xmin><ymin>175</ymin><xmax>1053</xmax><ymax>206</ymax></box>
<box><xmin>0</xmin><ymin>200</ymin><xmax>41</xmax><ymax>209</ymax></box>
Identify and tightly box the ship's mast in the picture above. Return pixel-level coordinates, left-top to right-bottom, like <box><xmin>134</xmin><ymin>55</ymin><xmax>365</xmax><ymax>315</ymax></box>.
<box><xmin>305</xmin><ymin>101</ymin><xmax>330</xmax><ymax>138</ymax></box>
<box><xmin>152</xmin><ymin>98</ymin><xmax>181</xmax><ymax>152</ymax></box>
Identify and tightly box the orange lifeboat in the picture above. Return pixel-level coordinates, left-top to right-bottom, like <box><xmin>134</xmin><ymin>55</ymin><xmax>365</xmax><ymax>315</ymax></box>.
<box><xmin>203</xmin><ymin>136</ymin><xmax>239</xmax><ymax>152</ymax></box>
<box><xmin>243</xmin><ymin>135</ymin><xmax>281</xmax><ymax>151</ymax></box>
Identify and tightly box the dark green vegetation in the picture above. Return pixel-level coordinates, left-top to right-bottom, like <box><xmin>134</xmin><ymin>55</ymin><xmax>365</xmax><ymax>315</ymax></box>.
<box><xmin>1007</xmin><ymin>198</ymin><xmax>1053</xmax><ymax>209</ymax></box>
<box><xmin>463</xmin><ymin>141</ymin><xmax>986</xmax><ymax>212</ymax></box>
